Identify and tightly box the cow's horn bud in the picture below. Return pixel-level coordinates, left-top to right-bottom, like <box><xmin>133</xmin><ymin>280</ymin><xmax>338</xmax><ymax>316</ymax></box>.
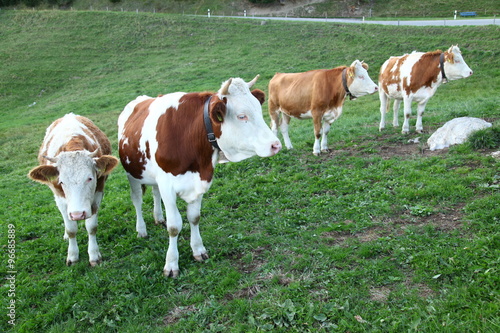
<box><xmin>220</xmin><ymin>78</ymin><xmax>232</xmax><ymax>95</ymax></box>
<box><xmin>43</xmin><ymin>155</ymin><xmax>58</xmax><ymax>163</ymax></box>
<box><xmin>247</xmin><ymin>74</ymin><xmax>260</xmax><ymax>88</ymax></box>
<box><xmin>90</xmin><ymin>149</ymin><xmax>100</xmax><ymax>158</ymax></box>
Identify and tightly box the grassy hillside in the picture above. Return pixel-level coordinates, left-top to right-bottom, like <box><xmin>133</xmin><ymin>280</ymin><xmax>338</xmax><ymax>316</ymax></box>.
<box><xmin>6</xmin><ymin>0</ymin><xmax>500</xmax><ymax>18</ymax></box>
<box><xmin>0</xmin><ymin>10</ymin><xmax>499</xmax><ymax>332</ymax></box>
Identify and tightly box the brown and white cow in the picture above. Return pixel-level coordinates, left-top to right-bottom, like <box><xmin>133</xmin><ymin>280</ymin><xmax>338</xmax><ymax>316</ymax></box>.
<box><xmin>378</xmin><ymin>45</ymin><xmax>473</xmax><ymax>134</ymax></box>
<box><xmin>268</xmin><ymin>60</ymin><xmax>378</xmax><ymax>156</ymax></box>
<box><xmin>118</xmin><ymin>76</ymin><xmax>281</xmax><ymax>278</ymax></box>
<box><xmin>28</xmin><ymin>113</ymin><xmax>119</xmax><ymax>266</ymax></box>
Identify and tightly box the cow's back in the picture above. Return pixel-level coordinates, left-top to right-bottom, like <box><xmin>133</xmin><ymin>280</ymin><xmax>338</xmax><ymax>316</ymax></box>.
<box><xmin>269</xmin><ymin>69</ymin><xmax>339</xmax><ymax>114</ymax></box>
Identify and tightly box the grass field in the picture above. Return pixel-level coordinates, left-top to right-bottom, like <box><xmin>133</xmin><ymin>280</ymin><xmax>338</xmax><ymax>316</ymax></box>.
<box><xmin>0</xmin><ymin>9</ymin><xmax>499</xmax><ymax>332</ymax></box>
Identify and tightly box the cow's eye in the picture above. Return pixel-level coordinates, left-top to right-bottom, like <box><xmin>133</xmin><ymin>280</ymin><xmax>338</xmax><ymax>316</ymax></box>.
<box><xmin>237</xmin><ymin>114</ymin><xmax>248</xmax><ymax>121</ymax></box>
<box><xmin>358</xmin><ymin>76</ymin><xmax>364</xmax><ymax>80</ymax></box>
<box><xmin>87</xmin><ymin>177</ymin><xmax>93</xmax><ymax>182</ymax></box>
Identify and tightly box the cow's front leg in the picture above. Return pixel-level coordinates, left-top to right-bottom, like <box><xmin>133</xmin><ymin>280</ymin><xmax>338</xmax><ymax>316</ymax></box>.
<box><xmin>312</xmin><ymin>114</ymin><xmax>323</xmax><ymax>155</ymax></box>
<box><xmin>86</xmin><ymin>214</ymin><xmax>101</xmax><ymax>266</ymax></box>
<box><xmin>379</xmin><ymin>90</ymin><xmax>389</xmax><ymax>131</ymax></box>
<box><xmin>320</xmin><ymin>122</ymin><xmax>332</xmax><ymax>153</ymax></box>
<box><xmin>401</xmin><ymin>97</ymin><xmax>412</xmax><ymax>134</ymax></box>
<box><xmin>187</xmin><ymin>197</ymin><xmax>208</xmax><ymax>262</ymax></box>
<box><xmin>56</xmin><ymin>197</ymin><xmax>79</xmax><ymax>265</ymax></box>
<box><xmin>415</xmin><ymin>101</ymin><xmax>428</xmax><ymax>133</ymax></box>
<box><xmin>280</xmin><ymin>112</ymin><xmax>293</xmax><ymax>150</ymax></box>
<box><xmin>160</xmin><ymin>186</ymin><xmax>182</xmax><ymax>278</ymax></box>
<box><xmin>128</xmin><ymin>176</ymin><xmax>147</xmax><ymax>238</ymax></box>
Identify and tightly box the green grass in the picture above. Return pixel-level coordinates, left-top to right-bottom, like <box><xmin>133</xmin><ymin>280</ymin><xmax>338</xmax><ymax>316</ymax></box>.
<box><xmin>1</xmin><ymin>10</ymin><xmax>499</xmax><ymax>332</ymax></box>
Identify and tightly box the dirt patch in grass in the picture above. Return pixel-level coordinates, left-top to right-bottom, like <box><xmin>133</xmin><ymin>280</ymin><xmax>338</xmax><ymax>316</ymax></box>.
<box><xmin>229</xmin><ymin>245</ymin><xmax>269</xmax><ymax>275</ymax></box>
<box><xmin>163</xmin><ymin>305</ymin><xmax>197</xmax><ymax>325</ymax></box>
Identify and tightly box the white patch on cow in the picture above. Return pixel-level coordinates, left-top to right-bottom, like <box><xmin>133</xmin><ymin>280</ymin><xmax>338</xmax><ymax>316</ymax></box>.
<box><xmin>299</xmin><ymin>110</ymin><xmax>313</xmax><ymax>119</ymax></box>
<box><xmin>427</xmin><ymin>117</ymin><xmax>491</xmax><ymax>151</ymax></box>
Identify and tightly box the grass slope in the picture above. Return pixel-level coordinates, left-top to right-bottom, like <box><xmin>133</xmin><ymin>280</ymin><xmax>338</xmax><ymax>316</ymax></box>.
<box><xmin>8</xmin><ymin>0</ymin><xmax>500</xmax><ymax>17</ymax></box>
<box><xmin>0</xmin><ymin>10</ymin><xmax>499</xmax><ymax>332</ymax></box>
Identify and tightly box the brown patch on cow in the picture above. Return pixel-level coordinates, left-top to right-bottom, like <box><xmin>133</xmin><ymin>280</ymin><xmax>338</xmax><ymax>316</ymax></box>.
<box><xmin>154</xmin><ymin>93</ymin><xmax>220</xmax><ymax>182</ymax></box>
<box><xmin>379</xmin><ymin>54</ymin><xmax>409</xmax><ymax>95</ymax></box>
<box><xmin>406</xmin><ymin>51</ymin><xmax>442</xmax><ymax>94</ymax></box>
<box><xmin>119</xmin><ymin>98</ymin><xmax>155</xmax><ymax>179</ymax></box>
<box><xmin>57</xmin><ymin>135</ymin><xmax>98</xmax><ymax>155</ymax></box>
<box><xmin>76</xmin><ymin>115</ymin><xmax>113</xmax><ymax>155</ymax></box>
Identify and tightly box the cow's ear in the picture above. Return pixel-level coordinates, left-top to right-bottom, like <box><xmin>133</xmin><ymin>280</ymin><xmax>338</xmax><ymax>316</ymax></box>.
<box><xmin>28</xmin><ymin>165</ymin><xmax>59</xmax><ymax>184</ymax></box>
<box><xmin>445</xmin><ymin>52</ymin><xmax>455</xmax><ymax>64</ymax></box>
<box><xmin>95</xmin><ymin>155</ymin><xmax>119</xmax><ymax>176</ymax></box>
<box><xmin>251</xmin><ymin>89</ymin><xmax>266</xmax><ymax>105</ymax></box>
<box><xmin>210</xmin><ymin>97</ymin><xmax>227</xmax><ymax>124</ymax></box>
<box><xmin>348</xmin><ymin>66</ymin><xmax>355</xmax><ymax>79</ymax></box>
<box><xmin>361</xmin><ymin>62</ymin><xmax>369</xmax><ymax>71</ymax></box>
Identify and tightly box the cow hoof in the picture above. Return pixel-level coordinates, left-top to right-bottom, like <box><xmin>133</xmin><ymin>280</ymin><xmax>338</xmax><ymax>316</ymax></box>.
<box><xmin>89</xmin><ymin>260</ymin><xmax>101</xmax><ymax>267</ymax></box>
<box><xmin>313</xmin><ymin>152</ymin><xmax>321</xmax><ymax>156</ymax></box>
<box><xmin>194</xmin><ymin>253</ymin><xmax>209</xmax><ymax>262</ymax></box>
<box><xmin>154</xmin><ymin>219</ymin><xmax>166</xmax><ymax>226</ymax></box>
<box><xmin>137</xmin><ymin>232</ymin><xmax>148</xmax><ymax>238</ymax></box>
<box><xmin>321</xmin><ymin>149</ymin><xmax>330</xmax><ymax>154</ymax></box>
<box><xmin>66</xmin><ymin>259</ymin><xmax>78</xmax><ymax>266</ymax></box>
<box><xmin>164</xmin><ymin>269</ymin><xmax>179</xmax><ymax>278</ymax></box>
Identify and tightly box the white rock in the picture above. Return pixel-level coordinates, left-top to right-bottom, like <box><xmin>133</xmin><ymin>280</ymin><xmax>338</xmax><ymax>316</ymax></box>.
<box><xmin>427</xmin><ymin>117</ymin><xmax>492</xmax><ymax>151</ymax></box>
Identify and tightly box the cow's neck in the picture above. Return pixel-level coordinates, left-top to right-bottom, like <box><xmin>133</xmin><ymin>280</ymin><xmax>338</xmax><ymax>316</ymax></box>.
<box><xmin>439</xmin><ymin>53</ymin><xmax>448</xmax><ymax>84</ymax></box>
<box><xmin>341</xmin><ymin>68</ymin><xmax>355</xmax><ymax>100</ymax></box>
<box><xmin>203</xmin><ymin>96</ymin><xmax>221</xmax><ymax>150</ymax></box>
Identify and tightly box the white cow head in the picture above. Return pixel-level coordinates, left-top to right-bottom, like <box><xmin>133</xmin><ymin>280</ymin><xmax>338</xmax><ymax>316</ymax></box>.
<box><xmin>29</xmin><ymin>150</ymin><xmax>118</xmax><ymax>220</ymax></box>
<box><xmin>346</xmin><ymin>60</ymin><xmax>379</xmax><ymax>98</ymax></box>
<box><xmin>210</xmin><ymin>75</ymin><xmax>282</xmax><ymax>162</ymax></box>
<box><xmin>443</xmin><ymin>45</ymin><xmax>473</xmax><ymax>81</ymax></box>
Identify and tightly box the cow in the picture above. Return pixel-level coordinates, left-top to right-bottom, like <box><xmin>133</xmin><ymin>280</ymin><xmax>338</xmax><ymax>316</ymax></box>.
<box><xmin>268</xmin><ymin>60</ymin><xmax>378</xmax><ymax>156</ymax></box>
<box><xmin>118</xmin><ymin>76</ymin><xmax>281</xmax><ymax>278</ymax></box>
<box><xmin>378</xmin><ymin>45</ymin><xmax>473</xmax><ymax>134</ymax></box>
<box><xmin>28</xmin><ymin>113</ymin><xmax>119</xmax><ymax>266</ymax></box>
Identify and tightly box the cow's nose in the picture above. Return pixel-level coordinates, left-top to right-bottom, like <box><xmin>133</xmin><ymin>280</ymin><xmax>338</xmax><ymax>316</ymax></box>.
<box><xmin>70</xmin><ymin>211</ymin><xmax>87</xmax><ymax>221</ymax></box>
<box><xmin>271</xmin><ymin>141</ymin><xmax>282</xmax><ymax>155</ymax></box>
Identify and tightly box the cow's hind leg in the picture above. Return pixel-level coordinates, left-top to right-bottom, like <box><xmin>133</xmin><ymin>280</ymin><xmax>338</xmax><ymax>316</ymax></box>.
<box><xmin>128</xmin><ymin>175</ymin><xmax>148</xmax><ymax>238</ymax></box>
<box><xmin>152</xmin><ymin>185</ymin><xmax>165</xmax><ymax>226</ymax></box>
<box><xmin>187</xmin><ymin>196</ymin><xmax>208</xmax><ymax>262</ymax></box>
<box><xmin>401</xmin><ymin>97</ymin><xmax>413</xmax><ymax>134</ymax></box>
<box><xmin>392</xmin><ymin>99</ymin><xmax>401</xmax><ymax>128</ymax></box>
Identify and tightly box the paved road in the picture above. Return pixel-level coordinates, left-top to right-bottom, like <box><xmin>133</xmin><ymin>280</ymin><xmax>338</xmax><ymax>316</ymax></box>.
<box><xmin>225</xmin><ymin>16</ymin><xmax>498</xmax><ymax>26</ymax></box>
